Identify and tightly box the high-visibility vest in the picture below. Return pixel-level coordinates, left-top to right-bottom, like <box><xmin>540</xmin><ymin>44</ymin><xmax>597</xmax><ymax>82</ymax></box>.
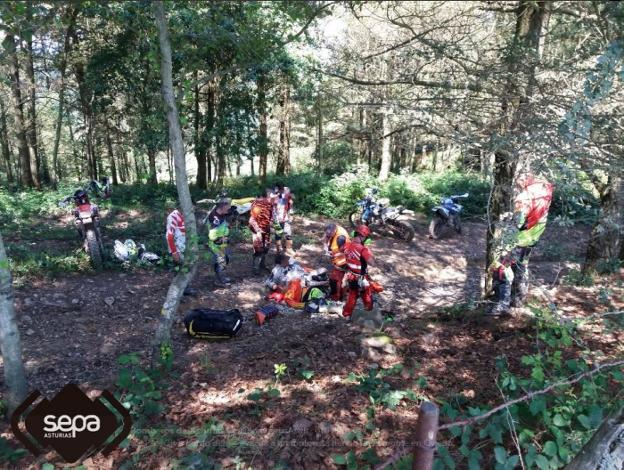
<box><xmin>329</xmin><ymin>226</ymin><xmax>350</xmax><ymax>267</ymax></box>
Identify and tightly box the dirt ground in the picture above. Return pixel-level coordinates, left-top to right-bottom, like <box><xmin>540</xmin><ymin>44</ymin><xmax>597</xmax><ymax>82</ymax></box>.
<box><xmin>1</xmin><ymin>214</ymin><xmax>623</xmax><ymax>469</ymax></box>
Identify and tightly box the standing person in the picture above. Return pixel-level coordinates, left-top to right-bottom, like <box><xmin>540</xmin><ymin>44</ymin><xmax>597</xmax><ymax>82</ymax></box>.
<box><xmin>207</xmin><ymin>198</ymin><xmax>233</xmax><ymax>286</ymax></box>
<box><xmin>249</xmin><ymin>189</ymin><xmax>274</xmax><ymax>275</ymax></box>
<box><xmin>165</xmin><ymin>203</ymin><xmax>198</xmax><ymax>296</ymax></box>
<box><xmin>271</xmin><ymin>182</ymin><xmax>295</xmax><ymax>257</ymax></box>
<box><xmin>488</xmin><ymin>172</ymin><xmax>554</xmax><ymax>316</ymax></box>
<box><xmin>323</xmin><ymin>223</ymin><xmax>350</xmax><ymax>301</ymax></box>
<box><xmin>342</xmin><ymin>225</ymin><xmax>376</xmax><ymax>319</ymax></box>
<box><xmin>165</xmin><ymin>205</ymin><xmax>186</xmax><ymax>264</ymax></box>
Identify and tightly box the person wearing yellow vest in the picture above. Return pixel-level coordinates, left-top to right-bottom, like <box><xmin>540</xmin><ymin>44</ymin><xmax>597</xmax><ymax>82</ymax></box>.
<box><xmin>323</xmin><ymin>223</ymin><xmax>350</xmax><ymax>301</ymax></box>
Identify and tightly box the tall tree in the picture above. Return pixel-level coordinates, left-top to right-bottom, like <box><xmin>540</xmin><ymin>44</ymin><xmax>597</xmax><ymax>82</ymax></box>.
<box><xmin>0</xmin><ymin>98</ymin><xmax>14</xmax><ymax>185</ymax></box>
<box><xmin>51</xmin><ymin>5</ymin><xmax>77</xmax><ymax>183</ymax></box>
<box><xmin>153</xmin><ymin>0</ymin><xmax>199</xmax><ymax>351</ymax></box>
<box><xmin>257</xmin><ymin>73</ymin><xmax>269</xmax><ymax>182</ymax></box>
<box><xmin>276</xmin><ymin>80</ymin><xmax>291</xmax><ymax>175</ymax></box>
<box><xmin>0</xmin><ymin>230</ymin><xmax>27</xmax><ymax>414</ymax></box>
<box><xmin>2</xmin><ymin>33</ymin><xmax>34</xmax><ymax>187</ymax></box>
<box><xmin>24</xmin><ymin>1</ymin><xmax>43</xmax><ymax>186</ymax></box>
<box><xmin>484</xmin><ymin>0</ymin><xmax>552</xmax><ymax>294</ymax></box>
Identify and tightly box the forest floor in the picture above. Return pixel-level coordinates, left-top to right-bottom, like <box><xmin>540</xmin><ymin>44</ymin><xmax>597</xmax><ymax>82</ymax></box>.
<box><xmin>1</xmin><ymin>211</ymin><xmax>623</xmax><ymax>469</ymax></box>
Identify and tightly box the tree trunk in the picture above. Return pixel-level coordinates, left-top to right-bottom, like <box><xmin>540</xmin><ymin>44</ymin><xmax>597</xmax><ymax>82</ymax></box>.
<box><xmin>317</xmin><ymin>92</ymin><xmax>323</xmax><ymax>173</ymax></box>
<box><xmin>379</xmin><ymin>109</ymin><xmax>392</xmax><ymax>181</ymax></box>
<box><xmin>583</xmin><ymin>175</ymin><xmax>623</xmax><ymax>275</ymax></box>
<box><xmin>276</xmin><ymin>82</ymin><xmax>291</xmax><ymax>176</ymax></box>
<box><xmin>484</xmin><ymin>0</ymin><xmax>551</xmax><ymax>296</ymax></box>
<box><xmin>24</xmin><ymin>5</ymin><xmax>43</xmax><ymax>187</ymax></box>
<box><xmin>193</xmin><ymin>71</ymin><xmax>206</xmax><ymax>189</ymax></box>
<box><xmin>147</xmin><ymin>149</ymin><xmax>158</xmax><ymax>185</ymax></box>
<box><xmin>52</xmin><ymin>7</ymin><xmax>77</xmax><ymax>184</ymax></box>
<box><xmin>3</xmin><ymin>34</ymin><xmax>34</xmax><ymax>188</ymax></box>
<box><xmin>167</xmin><ymin>146</ymin><xmax>173</xmax><ymax>184</ymax></box>
<box><xmin>0</xmin><ymin>98</ymin><xmax>14</xmax><ymax>184</ymax></box>
<box><xmin>202</xmin><ymin>79</ymin><xmax>215</xmax><ymax>184</ymax></box>
<box><xmin>257</xmin><ymin>75</ymin><xmax>268</xmax><ymax>182</ymax></box>
<box><xmin>106</xmin><ymin>128</ymin><xmax>118</xmax><ymax>185</ymax></box>
<box><xmin>73</xmin><ymin>58</ymin><xmax>97</xmax><ymax>181</ymax></box>
<box><xmin>565</xmin><ymin>407</ymin><xmax>624</xmax><ymax>470</ymax></box>
<box><xmin>153</xmin><ymin>0</ymin><xmax>199</xmax><ymax>351</ymax></box>
<box><xmin>0</xmin><ymin>230</ymin><xmax>28</xmax><ymax>415</ymax></box>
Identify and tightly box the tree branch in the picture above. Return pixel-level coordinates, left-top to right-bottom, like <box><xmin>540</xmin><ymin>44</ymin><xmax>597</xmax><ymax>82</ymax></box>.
<box><xmin>314</xmin><ymin>68</ymin><xmax>483</xmax><ymax>92</ymax></box>
<box><xmin>376</xmin><ymin>359</ymin><xmax>624</xmax><ymax>470</ymax></box>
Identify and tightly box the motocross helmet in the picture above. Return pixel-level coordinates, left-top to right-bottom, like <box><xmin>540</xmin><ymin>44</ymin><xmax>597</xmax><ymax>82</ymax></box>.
<box><xmin>354</xmin><ymin>224</ymin><xmax>371</xmax><ymax>239</ymax></box>
<box><xmin>73</xmin><ymin>190</ymin><xmax>89</xmax><ymax>205</ymax></box>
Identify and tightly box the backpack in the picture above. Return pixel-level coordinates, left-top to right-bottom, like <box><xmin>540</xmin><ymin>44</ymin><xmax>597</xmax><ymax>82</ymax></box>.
<box><xmin>255</xmin><ymin>304</ymin><xmax>280</xmax><ymax>326</ymax></box>
<box><xmin>183</xmin><ymin>308</ymin><xmax>243</xmax><ymax>339</ymax></box>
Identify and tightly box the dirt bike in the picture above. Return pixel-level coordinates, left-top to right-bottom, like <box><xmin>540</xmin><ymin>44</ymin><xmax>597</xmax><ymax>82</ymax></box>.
<box><xmin>429</xmin><ymin>193</ymin><xmax>468</xmax><ymax>239</ymax></box>
<box><xmin>349</xmin><ymin>188</ymin><xmax>415</xmax><ymax>242</ymax></box>
<box><xmin>197</xmin><ymin>192</ymin><xmax>253</xmax><ymax>229</ymax></box>
<box><xmin>59</xmin><ymin>187</ymin><xmax>105</xmax><ymax>270</ymax></box>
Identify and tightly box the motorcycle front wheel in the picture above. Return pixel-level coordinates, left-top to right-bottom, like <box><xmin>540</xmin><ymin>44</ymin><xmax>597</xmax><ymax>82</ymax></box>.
<box><xmin>86</xmin><ymin>229</ymin><xmax>104</xmax><ymax>271</ymax></box>
<box><xmin>429</xmin><ymin>216</ymin><xmax>447</xmax><ymax>239</ymax></box>
<box><xmin>388</xmin><ymin>219</ymin><xmax>415</xmax><ymax>242</ymax></box>
<box><xmin>349</xmin><ymin>210</ymin><xmax>365</xmax><ymax>228</ymax></box>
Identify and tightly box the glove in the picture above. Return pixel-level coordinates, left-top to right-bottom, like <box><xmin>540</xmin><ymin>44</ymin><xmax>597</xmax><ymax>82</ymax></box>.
<box><xmin>358</xmin><ymin>277</ymin><xmax>370</xmax><ymax>289</ymax></box>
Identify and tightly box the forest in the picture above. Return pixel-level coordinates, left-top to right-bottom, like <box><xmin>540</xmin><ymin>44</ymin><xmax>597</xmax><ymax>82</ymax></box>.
<box><xmin>0</xmin><ymin>1</ymin><xmax>623</xmax><ymax>469</ymax></box>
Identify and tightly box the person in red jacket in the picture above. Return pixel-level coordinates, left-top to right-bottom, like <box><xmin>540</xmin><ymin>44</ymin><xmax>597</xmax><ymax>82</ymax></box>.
<box><xmin>342</xmin><ymin>225</ymin><xmax>376</xmax><ymax>319</ymax></box>
<box><xmin>165</xmin><ymin>206</ymin><xmax>186</xmax><ymax>264</ymax></box>
<box><xmin>249</xmin><ymin>189</ymin><xmax>274</xmax><ymax>275</ymax></box>
<box><xmin>488</xmin><ymin>172</ymin><xmax>554</xmax><ymax>315</ymax></box>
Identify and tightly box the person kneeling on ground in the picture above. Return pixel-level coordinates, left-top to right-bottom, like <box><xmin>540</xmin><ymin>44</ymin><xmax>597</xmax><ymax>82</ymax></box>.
<box><xmin>207</xmin><ymin>198</ymin><xmax>233</xmax><ymax>287</ymax></box>
<box><xmin>265</xmin><ymin>254</ymin><xmax>329</xmax><ymax>309</ymax></box>
<box><xmin>265</xmin><ymin>253</ymin><xmax>306</xmax><ymax>292</ymax></box>
<box><xmin>488</xmin><ymin>172</ymin><xmax>553</xmax><ymax>316</ymax></box>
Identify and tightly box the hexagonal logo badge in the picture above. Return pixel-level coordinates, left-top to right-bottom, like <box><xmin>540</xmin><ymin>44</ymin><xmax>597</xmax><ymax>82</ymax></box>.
<box><xmin>11</xmin><ymin>383</ymin><xmax>132</xmax><ymax>463</ymax></box>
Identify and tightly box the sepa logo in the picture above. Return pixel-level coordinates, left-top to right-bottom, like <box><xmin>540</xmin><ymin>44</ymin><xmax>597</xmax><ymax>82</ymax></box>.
<box><xmin>11</xmin><ymin>383</ymin><xmax>131</xmax><ymax>463</ymax></box>
<box><xmin>43</xmin><ymin>414</ymin><xmax>101</xmax><ymax>438</ymax></box>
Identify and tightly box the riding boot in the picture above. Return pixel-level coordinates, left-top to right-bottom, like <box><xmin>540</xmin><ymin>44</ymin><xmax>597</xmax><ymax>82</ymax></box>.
<box><xmin>487</xmin><ymin>279</ymin><xmax>511</xmax><ymax>316</ymax></box>
<box><xmin>511</xmin><ymin>261</ymin><xmax>529</xmax><ymax>307</ymax></box>
<box><xmin>284</xmin><ymin>239</ymin><xmax>296</xmax><ymax>257</ymax></box>
<box><xmin>259</xmin><ymin>253</ymin><xmax>268</xmax><ymax>272</ymax></box>
<box><xmin>252</xmin><ymin>254</ymin><xmax>262</xmax><ymax>275</ymax></box>
<box><xmin>214</xmin><ymin>265</ymin><xmax>232</xmax><ymax>286</ymax></box>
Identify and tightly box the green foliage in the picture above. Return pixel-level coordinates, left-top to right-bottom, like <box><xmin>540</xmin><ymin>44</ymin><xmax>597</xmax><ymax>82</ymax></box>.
<box><xmin>274</xmin><ymin>363</ymin><xmax>287</xmax><ymax>382</ymax></box>
<box><xmin>562</xmin><ymin>268</ymin><xmax>594</xmax><ymax>286</ymax></box>
<box><xmin>0</xmin><ymin>437</ymin><xmax>27</xmax><ymax>465</ymax></box>
<box><xmin>115</xmin><ymin>352</ymin><xmax>169</xmax><ymax>422</ymax></box>
<box><xmin>434</xmin><ymin>306</ymin><xmax>624</xmax><ymax>469</ymax></box>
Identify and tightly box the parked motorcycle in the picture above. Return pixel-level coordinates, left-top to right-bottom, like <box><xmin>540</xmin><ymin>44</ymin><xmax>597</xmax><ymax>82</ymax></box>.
<box><xmin>349</xmin><ymin>188</ymin><xmax>415</xmax><ymax>242</ymax></box>
<box><xmin>59</xmin><ymin>188</ymin><xmax>105</xmax><ymax>270</ymax></box>
<box><xmin>429</xmin><ymin>193</ymin><xmax>469</xmax><ymax>239</ymax></box>
<box><xmin>198</xmin><ymin>191</ymin><xmax>253</xmax><ymax>229</ymax></box>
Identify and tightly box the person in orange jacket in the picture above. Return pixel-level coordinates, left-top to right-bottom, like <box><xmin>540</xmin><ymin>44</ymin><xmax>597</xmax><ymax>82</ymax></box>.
<box><xmin>323</xmin><ymin>223</ymin><xmax>350</xmax><ymax>301</ymax></box>
<box><xmin>342</xmin><ymin>225</ymin><xmax>376</xmax><ymax>319</ymax></box>
<box><xmin>249</xmin><ymin>189</ymin><xmax>274</xmax><ymax>275</ymax></box>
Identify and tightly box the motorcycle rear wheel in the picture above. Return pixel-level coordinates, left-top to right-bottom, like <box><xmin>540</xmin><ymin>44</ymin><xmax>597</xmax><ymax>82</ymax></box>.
<box><xmin>86</xmin><ymin>229</ymin><xmax>104</xmax><ymax>271</ymax></box>
<box><xmin>429</xmin><ymin>216</ymin><xmax>446</xmax><ymax>239</ymax></box>
<box><xmin>389</xmin><ymin>219</ymin><xmax>415</xmax><ymax>242</ymax></box>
